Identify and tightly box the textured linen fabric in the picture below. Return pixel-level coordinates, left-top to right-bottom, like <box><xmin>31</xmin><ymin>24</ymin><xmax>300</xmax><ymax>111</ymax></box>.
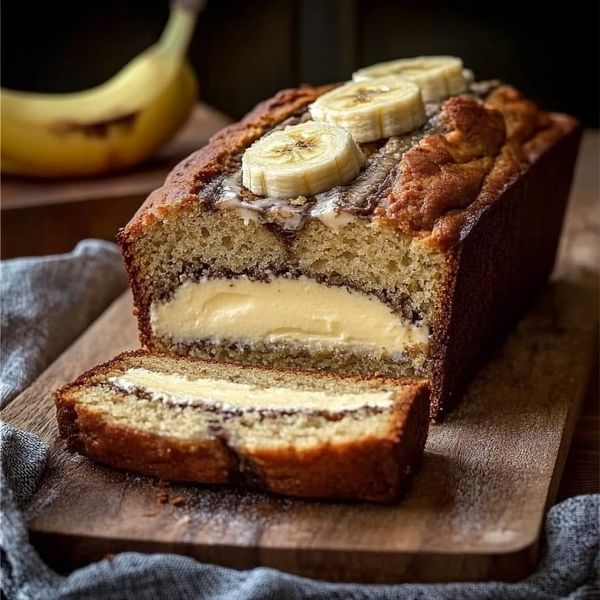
<box><xmin>0</xmin><ymin>239</ymin><xmax>128</xmax><ymax>407</ymax></box>
<box><xmin>1</xmin><ymin>241</ymin><xmax>599</xmax><ymax>600</ymax></box>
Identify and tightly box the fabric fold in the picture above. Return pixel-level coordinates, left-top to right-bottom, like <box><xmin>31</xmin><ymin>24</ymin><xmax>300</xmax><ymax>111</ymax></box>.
<box><xmin>1</xmin><ymin>240</ymin><xmax>127</xmax><ymax>408</ymax></box>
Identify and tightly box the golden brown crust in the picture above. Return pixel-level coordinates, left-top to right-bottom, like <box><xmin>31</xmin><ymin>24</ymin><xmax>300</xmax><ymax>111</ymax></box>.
<box><xmin>54</xmin><ymin>351</ymin><xmax>430</xmax><ymax>503</ymax></box>
<box><xmin>378</xmin><ymin>86</ymin><xmax>575</xmax><ymax>248</ymax></box>
<box><xmin>118</xmin><ymin>85</ymin><xmax>334</xmax><ymax>239</ymax></box>
<box><xmin>380</xmin><ymin>96</ymin><xmax>506</xmax><ymax>237</ymax></box>
<box><xmin>428</xmin><ymin>116</ymin><xmax>581</xmax><ymax>417</ymax></box>
<box><xmin>119</xmin><ymin>84</ymin><xmax>575</xmax><ymax>252</ymax></box>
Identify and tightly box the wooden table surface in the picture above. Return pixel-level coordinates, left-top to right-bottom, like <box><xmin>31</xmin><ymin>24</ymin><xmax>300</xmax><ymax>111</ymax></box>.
<box><xmin>554</xmin><ymin>130</ymin><xmax>599</xmax><ymax>500</ymax></box>
<box><xmin>1</xmin><ymin>109</ymin><xmax>597</xmax><ymax>501</ymax></box>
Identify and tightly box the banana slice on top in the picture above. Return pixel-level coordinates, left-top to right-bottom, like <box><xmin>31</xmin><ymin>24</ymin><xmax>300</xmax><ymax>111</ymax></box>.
<box><xmin>241</xmin><ymin>121</ymin><xmax>365</xmax><ymax>198</ymax></box>
<box><xmin>352</xmin><ymin>56</ymin><xmax>469</xmax><ymax>102</ymax></box>
<box><xmin>309</xmin><ymin>77</ymin><xmax>426</xmax><ymax>143</ymax></box>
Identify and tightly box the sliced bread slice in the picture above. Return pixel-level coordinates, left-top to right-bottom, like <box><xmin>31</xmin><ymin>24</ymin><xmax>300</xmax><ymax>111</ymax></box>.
<box><xmin>55</xmin><ymin>351</ymin><xmax>429</xmax><ymax>502</ymax></box>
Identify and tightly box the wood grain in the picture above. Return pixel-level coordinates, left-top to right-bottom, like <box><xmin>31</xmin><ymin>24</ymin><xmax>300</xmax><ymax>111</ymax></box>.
<box><xmin>2</xmin><ymin>280</ymin><xmax>596</xmax><ymax>582</ymax></box>
<box><xmin>555</xmin><ymin>130</ymin><xmax>599</xmax><ymax>500</ymax></box>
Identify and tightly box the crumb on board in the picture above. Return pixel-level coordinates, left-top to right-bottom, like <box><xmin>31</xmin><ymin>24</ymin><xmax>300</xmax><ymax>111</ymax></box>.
<box><xmin>155</xmin><ymin>479</ymin><xmax>170</xmax><ymax>504</ymax></box>
<box><xmin>153</xmin><ymin>480</ymin><xmax>187</xmax><ymax>507</ymax></box>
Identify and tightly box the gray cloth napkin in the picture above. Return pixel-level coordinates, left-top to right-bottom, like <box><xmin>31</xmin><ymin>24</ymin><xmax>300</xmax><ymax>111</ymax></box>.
<box><xmin>1</xmin><ymin>239</ymin><xmax>128</xmax><ymax>407</ymax></box>
<box><xmin>1</xmin><ymin>240</ymin><xmax>599</xmax><ymax>600</ymax></box>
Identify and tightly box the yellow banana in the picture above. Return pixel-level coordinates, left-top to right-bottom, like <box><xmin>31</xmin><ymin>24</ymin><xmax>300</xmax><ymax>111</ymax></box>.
<box><xmin>309</xmin><ymin>77</ymin><xmax>426</xmax><ymax>142</ymax></box>
<box><xmin>1</xmin><ymin>2</ymin><xmax>203</xmax><ymax>177</ymax></box>
<box><xmin>242</xmin><ymin>121</ymin><xmax>365</xmax><ymax>198</ymax></box>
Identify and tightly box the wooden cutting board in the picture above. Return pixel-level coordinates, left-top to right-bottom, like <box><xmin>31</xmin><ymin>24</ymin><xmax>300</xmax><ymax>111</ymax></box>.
<box><xmin>2</xmin><ymin>277</ymin><xmax>596</xmax><ymax>583</ymax></box>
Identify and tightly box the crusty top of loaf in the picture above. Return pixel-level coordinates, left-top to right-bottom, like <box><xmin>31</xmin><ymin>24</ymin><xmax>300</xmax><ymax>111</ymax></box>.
<box><xmin>379</xmin><ymin>86</ymin><xmax>577</xmax><ymax>247</ymax></box>
<box><xmin>120</xmin><ymin>83</ymin><xmax>577</xmax><ymax>250</ymax></box>
<box><xmin>120</xmin><ymin>86</ymin><xmax>332</xmax><ymax>235</ymax></box>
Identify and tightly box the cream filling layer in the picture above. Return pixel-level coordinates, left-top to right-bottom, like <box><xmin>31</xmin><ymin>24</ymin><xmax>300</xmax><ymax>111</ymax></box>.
<box><xmin>109</xmin><ymin>367</ymin><xmax>394</xmax><ymax>411</ymax></box>
<box><xmin>150</xmin><ymin>276</ymin><xmax>428</xmax><ymax>355</ymax></box>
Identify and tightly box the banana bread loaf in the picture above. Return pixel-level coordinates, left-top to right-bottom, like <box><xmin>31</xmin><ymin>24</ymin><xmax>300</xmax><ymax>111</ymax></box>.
<box><xmin>55</xmin><ymin>351</ymin><xmax>429</xmax><ymax>502</ymax></box>
<box><xmin>118</xmin><ymin>57</ymin><xmax>581</xmax><ymax>418</ymax></box>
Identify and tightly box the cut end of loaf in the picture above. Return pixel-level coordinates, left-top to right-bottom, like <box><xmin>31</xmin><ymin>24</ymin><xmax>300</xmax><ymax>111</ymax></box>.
<box><xmin>122</xmin><ymin>207</ymin><xmax>446</xmax><ymax>383</ymax></box>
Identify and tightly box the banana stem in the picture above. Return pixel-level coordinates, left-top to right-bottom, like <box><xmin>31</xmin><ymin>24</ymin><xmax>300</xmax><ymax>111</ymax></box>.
<box><xmin>159</xmin><ymin>0</ymin><xmax>206</xmax><ymax>59</ymax></box>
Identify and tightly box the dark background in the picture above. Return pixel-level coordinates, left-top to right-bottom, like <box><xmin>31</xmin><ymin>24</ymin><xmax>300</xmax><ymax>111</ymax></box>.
<box><xmin>2</xmin><ymin>0</ymin><xmax>599</xmax><ymax>125</ymax></box>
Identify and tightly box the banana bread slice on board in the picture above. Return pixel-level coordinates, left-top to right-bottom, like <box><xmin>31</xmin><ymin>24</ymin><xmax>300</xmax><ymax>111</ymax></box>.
<box><xmin>55</xmin><ymin>351</ymin><xmax>429</xmax><ymax>503</ymax></box>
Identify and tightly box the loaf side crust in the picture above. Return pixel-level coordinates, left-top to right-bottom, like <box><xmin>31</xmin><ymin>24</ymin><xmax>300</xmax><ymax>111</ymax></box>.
<box><xmin>429</xmin><ymin>116</ymin><xmax>582</xmax><ymax>417</ymax></box>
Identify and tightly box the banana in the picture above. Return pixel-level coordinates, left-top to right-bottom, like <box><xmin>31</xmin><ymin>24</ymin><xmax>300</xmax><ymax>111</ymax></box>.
<box><xmin>241</xmin><ymin>121</ymin><xmax>365</xmax><ymax>198</ymax></box>
<box><xmin>352</xmin><ymin>56</ymin><xmax>469</xmax><ymax>102</ymax></box>
<box><xmin>462</xmin><ymin>68</ymin><xmax>475</xmax><ymax>86</ymax></box>
<box><xmin>1</xmin><ymin>1</ymin><xmax>205</xmax><ymax>177</ymax></box>
<box><xmin>309</xmin><ymin>77</ymin><xmax>425</xmax><ymax>143</ymax></box>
